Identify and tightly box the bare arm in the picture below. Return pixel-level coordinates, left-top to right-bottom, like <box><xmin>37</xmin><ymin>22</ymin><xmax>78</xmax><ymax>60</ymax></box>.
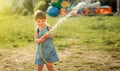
<box><xmin>34</xmin><ymin>29</ymin><xmax>40</xmax><ymax>44</ymax></box>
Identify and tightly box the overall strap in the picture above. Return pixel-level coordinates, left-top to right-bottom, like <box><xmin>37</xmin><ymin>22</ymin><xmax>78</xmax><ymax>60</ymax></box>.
<box><xmin>46</xmin><ymin>26</ymin><xmax>49</xmax><ymax>31</ymax></box>
<box><xmin>37</xmin><ymin>26</ymin><xmax>49</xmax><ymax>33</ymax></box>
<box><xmin>37</xmin><ymin>28</ymin><xmax>39</xmax><ymax>33</ymax></box>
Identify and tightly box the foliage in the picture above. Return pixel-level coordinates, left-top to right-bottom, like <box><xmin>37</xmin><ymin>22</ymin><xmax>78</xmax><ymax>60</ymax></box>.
<box><xmin>22</xmin><ymin>9</ymin><xmax>29</xmax><ymax>16</ymax></box>
<box><xmin>34</xmin><ymin>1</ymin><xmax>47</xmax><ymax>12</ymax></box>
<box><xmin>23</xmin><ymin>0</ymin><xmax>33</xmax><ymax>13</ymax></box>
<box><xmin>0</xmin><ymin>0</ymin><xmax>33</xmax><ymax>15</ymax></box>
<box><xmin>0</xmin><ymin>6</ymin><xmax>14</xmax><ymax>15</ymax></box>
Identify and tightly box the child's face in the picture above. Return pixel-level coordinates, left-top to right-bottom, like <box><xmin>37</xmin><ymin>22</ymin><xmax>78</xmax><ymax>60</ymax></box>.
<box><xmin>35</xmin><ymin>19</ymin><xmax>46</xmax><ymax>29</ymax></box>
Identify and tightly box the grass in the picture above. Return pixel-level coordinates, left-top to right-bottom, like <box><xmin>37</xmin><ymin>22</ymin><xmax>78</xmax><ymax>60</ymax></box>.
<box><xmin>0</xmin><ymin>14</ymin><xmax>120</xmax><ymax>71</ymax></box>
<box><xmin>0</xmin><ymin>15</ymin><xmax>35</xmax><ymax>48</ymax></box>
<box><xmin>0</xmin><ymin>15</ymin><xmax>120</xmax><ymax>51</ymax></box>
<box><xmin>52</xmin><ymin>16</ymin><xmax>120</xmax><ymax>51</ymax></box>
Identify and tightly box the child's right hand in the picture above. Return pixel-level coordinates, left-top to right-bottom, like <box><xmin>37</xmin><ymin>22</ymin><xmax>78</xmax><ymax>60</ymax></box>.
<box><xmin>35</xmin><ymin>38</ymin><xmax>45</xmax><ymax>44</ymax></box>
<box><xmin>35</xmin><ymin>38</ymin><xmax>46</xmax><ymax>44</ymax></box>
<box><xmin>35</xmin><ymin>39</ymin><xmax>40</xmax><ymax>44</ymax></box>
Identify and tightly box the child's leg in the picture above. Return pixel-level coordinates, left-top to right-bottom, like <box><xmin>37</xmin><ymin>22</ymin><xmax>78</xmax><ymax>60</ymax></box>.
<box><xmin>38</xmin><ymin>65</ymin><xmax>44</xmax><ymax>71</ymax></box>
<box><xmin>46</xmin><ymin>62</ymin><xmax>53</xmax><ymax>71</ymax></box>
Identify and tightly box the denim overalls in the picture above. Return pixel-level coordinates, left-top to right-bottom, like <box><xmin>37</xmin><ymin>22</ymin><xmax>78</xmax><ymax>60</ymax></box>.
<box><xmin>35</xmin><ymin>26</ymin><xmax>59</xmax><ymax>65</ymax></box>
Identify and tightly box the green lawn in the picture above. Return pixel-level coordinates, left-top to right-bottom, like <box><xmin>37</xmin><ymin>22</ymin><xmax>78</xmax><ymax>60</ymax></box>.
<box><xmin>0</xmin><ymin>15</ymin><xmax>35</xmax><ymax>47</ymax></box>
<box><xmin>0</xmin><ymin>15</ymin><xmax>120</xmax><ymax>51</ymax></box>
<box><xmin>0</xmin><ymin>15</ymin><xmax>120</xmax><ymax>71</ymax></box>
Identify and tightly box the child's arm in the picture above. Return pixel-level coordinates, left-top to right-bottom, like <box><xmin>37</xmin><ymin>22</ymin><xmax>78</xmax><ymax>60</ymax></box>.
<box><xmin>34</xmin><ymin>29</ymin><xmax>43</xmax><ymax>43</ymax></box>
<box><xmin>34</xmin><ymin>28</ymin><xmax>46</xmax><ymax>43</ymax></box>
<box><xmin>34</xmin><ymin>29</ymin><xmax>40</xmax><ymax>43</ymax></box>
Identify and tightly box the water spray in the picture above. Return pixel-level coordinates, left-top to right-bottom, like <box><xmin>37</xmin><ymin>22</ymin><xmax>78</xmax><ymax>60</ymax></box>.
<box><xmin>40</xmin><ymin>7</ymin><xmax>75</xmax><ymax>41</ymax></box>
<box><xmin>40</xmin><ymin>1</ymin><xmax>100</xmax><ymax>40</ymax></box>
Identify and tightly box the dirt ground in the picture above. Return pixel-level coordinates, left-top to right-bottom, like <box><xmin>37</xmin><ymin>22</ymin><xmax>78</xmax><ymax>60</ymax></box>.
<box><xmin>0</xmin><ymin>44</ymin><xmax>120</xmax><ymax>71</ymax></box>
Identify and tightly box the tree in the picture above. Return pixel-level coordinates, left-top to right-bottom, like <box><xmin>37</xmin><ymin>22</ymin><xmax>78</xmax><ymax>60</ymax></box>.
<box><xmin>23</xmin><ymin>0</ymin><xmax>33</xmax><ymax>13</ymax></box>
<box><xmin>33</xmin><ymin>0</ymin><xmax>51</xmax><ymax>12</ymax></box>
<box><xmin>34</xmin><ymin>1</ymin><xmax>47</xmax><ymax>12</ymax></box>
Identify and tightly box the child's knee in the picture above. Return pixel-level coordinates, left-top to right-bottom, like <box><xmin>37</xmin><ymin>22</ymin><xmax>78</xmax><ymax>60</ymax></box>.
<box><xmin>46</xmin><ymin>63</ymin><xmax>53</xmax><ymax>71</ymax></box>
<box><xmin>46</xmin><ymin>62</ymin><xmax>52</xmax><ymax>65</ymax></box>
<box><xmin>38</xmin><ymin>65</ymin><xmax>44</xmax><ymax>70</ymax></box>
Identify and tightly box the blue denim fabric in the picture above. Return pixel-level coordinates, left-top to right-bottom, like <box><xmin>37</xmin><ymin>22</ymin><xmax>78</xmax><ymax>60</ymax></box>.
<box><xmin>35</xmin><ymin>26</ymin><xmax>59</xmax><ymax>65</ymax></box>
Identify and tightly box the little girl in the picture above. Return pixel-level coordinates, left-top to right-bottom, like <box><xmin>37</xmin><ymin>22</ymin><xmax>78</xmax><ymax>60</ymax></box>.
<box><xmin>34</xmin><ymin>10</ymin><xmax>59</xmax><ymax>71</ymax></box>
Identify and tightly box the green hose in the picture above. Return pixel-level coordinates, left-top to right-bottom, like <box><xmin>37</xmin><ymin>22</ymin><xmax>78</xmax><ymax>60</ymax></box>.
<box><xmin>40</xmin><ymin>44</ymin><xmax>47</xmax><ymax>63</ymax></box>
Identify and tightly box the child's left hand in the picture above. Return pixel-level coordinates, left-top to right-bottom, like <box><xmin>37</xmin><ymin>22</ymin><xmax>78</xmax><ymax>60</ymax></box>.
<box><xmin>40</xmin><ymin>31</ymin><xmax>53</xmax><ymax>43</ymax></box>
<box><xmin>47</xmin><ymin>32</ymin><xmax>54</xmax><ymax>38</ymax></box>
<box><xmin>39</xmin><ymin>35</ymin><xmax>47</xmax><ymax>43</ymax></box>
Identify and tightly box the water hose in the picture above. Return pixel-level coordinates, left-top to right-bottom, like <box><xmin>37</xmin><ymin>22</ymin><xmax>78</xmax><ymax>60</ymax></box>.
<box><xmin>39</xmin><ymin>32</ymin><xmax>50</xmax><ymax>64</ymax></box>
<box><xmin>40</xmin><ymin>44</ymin><xmax>47</xmax><ymax>63</ymax></box>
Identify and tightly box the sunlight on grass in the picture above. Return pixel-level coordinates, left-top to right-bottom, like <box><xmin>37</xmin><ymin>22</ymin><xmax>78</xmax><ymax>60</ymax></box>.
<box><xmin>0</xmin><ymin>15</ymin><xmax>35</xmax><ymax>48</ymax></box>
<box><xmin>0</xmin><ymin>15</ymin><xmax>120</xmax><ymax>52</ymax></box>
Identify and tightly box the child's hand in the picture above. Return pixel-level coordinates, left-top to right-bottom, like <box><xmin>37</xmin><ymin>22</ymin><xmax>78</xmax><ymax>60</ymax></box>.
<box><xmin>39</xmin><ymin>34</ymin><xmax>47</xmax><ymax>43</ymax></box>
<box><xmin>35</xmin><ymin>31</ymin><xmax>53</xmax><ymax>44</ymax></box>
<box><xmin>35</xmin><ymin>37</ymin><xmax>45</xmax><ymax>44</ymax></box>
<box><xmin>47</xmin><ymin>32</ymin><xmax>54</xmax><ymax>38</ymax></box>
<box><xmin>35</xmin><ymin>39</ymin><xmax>40</xmax><ymax>44</ymax></box>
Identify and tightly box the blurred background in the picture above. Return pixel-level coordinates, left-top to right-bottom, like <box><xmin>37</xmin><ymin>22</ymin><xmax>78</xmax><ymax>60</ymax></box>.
<box><xmin>0</xmin><ymin>0</ymin><xmax>120</xmax><ymax>71</ymax></box>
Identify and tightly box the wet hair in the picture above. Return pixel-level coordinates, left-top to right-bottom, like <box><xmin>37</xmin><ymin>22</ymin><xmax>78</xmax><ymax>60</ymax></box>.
<box><xmin>34</xmin><ymin>10</ymin><xmax>46</xmax><ymax>20</ymax></box>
